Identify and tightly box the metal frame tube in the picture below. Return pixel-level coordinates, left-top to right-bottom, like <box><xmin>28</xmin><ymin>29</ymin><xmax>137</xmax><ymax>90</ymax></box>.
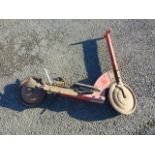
<box><xmin>104</xmin><ymin>29</ymin><xmax>122</xmax><ymax>84</ymax></box>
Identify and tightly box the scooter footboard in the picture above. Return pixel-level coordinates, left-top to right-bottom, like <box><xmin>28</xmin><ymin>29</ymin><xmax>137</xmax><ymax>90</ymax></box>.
<box><xmin>74</xmin><ymin>70</ymin><xmax>115</xmax><ymax>104</ymax></box>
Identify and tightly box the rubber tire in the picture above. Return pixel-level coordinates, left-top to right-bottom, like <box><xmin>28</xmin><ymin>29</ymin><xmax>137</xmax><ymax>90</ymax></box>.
<box><xmin>108</xmin><ymin>82</ymin><xmax>137</xmax><ymax>115</ymax></box>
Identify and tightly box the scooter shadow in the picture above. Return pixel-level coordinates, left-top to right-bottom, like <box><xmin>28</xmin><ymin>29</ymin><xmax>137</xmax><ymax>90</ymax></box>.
<box><xmin>0</xmin><ymin>79</ymin><xmax>119</xmax><ymax>121</ymax></box>
<box><xmin>0</xmin><ymin>37</ymin><xmax>119</xmax><ymax>121</ymax></box>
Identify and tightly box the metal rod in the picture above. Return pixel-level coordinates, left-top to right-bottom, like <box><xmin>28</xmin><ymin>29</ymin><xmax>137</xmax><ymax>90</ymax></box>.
<box><xmin>104</xmin><ymin>29</ymin><xmax>122</xmax><ymax>84</ymax></box>
<box><xmin>44</xmin><ymin>68</ymin><xmax>53</xmax><ymax>84</ymax></box>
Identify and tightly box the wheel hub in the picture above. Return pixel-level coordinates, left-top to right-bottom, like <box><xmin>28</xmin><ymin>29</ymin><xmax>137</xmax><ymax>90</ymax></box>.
<box><xmin>20</xmin><ymin>77</ymin><xmax>45</xmax><ymax>107</ymax></box>
<box><xmin>109</xmin><ymin>82</ymin><xmax>136</xmax><ymax>115</ymax></box>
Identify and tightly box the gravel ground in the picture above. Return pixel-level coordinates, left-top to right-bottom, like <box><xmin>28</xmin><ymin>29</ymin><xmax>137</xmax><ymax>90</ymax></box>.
<box><xmin>0</xmin><ymin>19</ymin><xmax>155</xmax><ymax>135</ymax></box>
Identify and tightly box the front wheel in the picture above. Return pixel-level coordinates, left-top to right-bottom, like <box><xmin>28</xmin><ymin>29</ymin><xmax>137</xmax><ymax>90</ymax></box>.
<box><xmin>20</xmin><ymin>77</ymin><xmax>46</xmax><ymax>107</ymax></box>
<box><xmin>108</xmin><ymin>82</ymin><xmax>137</xmax><ymax>115</ymax></box>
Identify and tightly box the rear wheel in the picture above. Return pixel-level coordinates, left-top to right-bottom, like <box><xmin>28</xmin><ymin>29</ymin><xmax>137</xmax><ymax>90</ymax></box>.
<box><xmin>20</xmin><ymin>77</ymin><xmax>45</xmax><ymax>107</ymax></box>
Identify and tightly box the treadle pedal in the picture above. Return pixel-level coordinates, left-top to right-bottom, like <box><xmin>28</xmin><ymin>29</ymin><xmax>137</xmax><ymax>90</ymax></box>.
<box><xmin>74</xmin><ymin>88</ymin><xmax>94</xmax><ymax>95</ymax></box>
<box><xmin>73</xmin><ymin>82</ymin><xmax>100</xmax><ymax>92</ymax></box>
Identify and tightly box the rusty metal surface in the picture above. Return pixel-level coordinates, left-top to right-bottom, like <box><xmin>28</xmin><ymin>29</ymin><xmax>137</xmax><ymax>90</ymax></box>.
<box><xmin>19</xmin><ymin>69</ymin><xmax>115</xmax><ymax>105</ymax></box>
<box><xmin>20</xmin><ymin>77</ymin><xmax>45</xmax><ymax>106</ymax></box>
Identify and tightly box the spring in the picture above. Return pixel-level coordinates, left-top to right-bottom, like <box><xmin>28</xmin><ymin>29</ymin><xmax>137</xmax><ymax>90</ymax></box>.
<box><xmin>52</xmin><ymin>81</ymin><xmax>69</xmax><ymax>88</ymax></box>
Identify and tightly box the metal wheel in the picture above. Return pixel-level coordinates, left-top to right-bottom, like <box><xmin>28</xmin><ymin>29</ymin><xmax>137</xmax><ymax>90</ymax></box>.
<box><xmin>108</xmin><ymin>82</ymin><xmax>136</xmax><ymax>115</ymax></box>
<box><xmin>20</xmin><ymin>77</ymin><xmax>45</xmax><ymax>107</ymax></box>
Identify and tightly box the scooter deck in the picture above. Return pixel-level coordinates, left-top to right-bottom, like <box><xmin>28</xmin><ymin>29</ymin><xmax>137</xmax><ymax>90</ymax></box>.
<box><xmin>42</xmin><ymin>70</ymin><xmax>115</xmax><ymax>103</ymax></box>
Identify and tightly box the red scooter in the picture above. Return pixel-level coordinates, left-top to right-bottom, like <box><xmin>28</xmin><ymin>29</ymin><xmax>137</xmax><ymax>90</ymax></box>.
<box><xmin>20</xmin><ymin>29</ymin><xmax>136</xmax><ymax>115</ymax></box>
